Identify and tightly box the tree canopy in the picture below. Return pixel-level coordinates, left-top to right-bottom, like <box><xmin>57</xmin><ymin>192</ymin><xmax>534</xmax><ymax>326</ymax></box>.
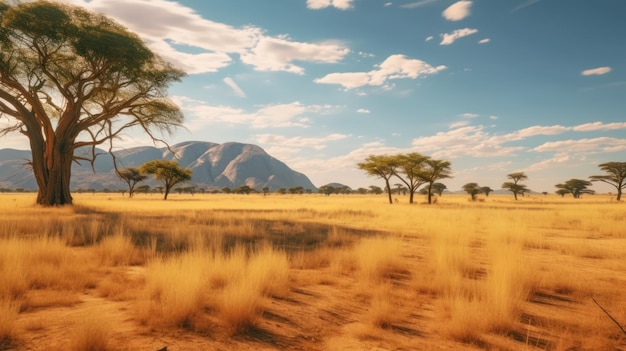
<box><xmin>357</xmin><ymin>155</ymin><xmax>398</xmax><ymax>204</ymax></box>
<box><xmin>0</xmin><ymin>1</ymin><xmax>185</xmax><ymax>205</ymax></box>
<box><xmin>117</xmin><ymin>167</ymin><xmax>147</xmax><ymax>198</ymax></box>
<box><xmin>589</xmin><ymin>162</ymin><xmax>626</xmax><ymax>201</ymax></box>
<box><xmin>555</xmin><ymin>179</ymin><xmax>595</xmax><ymax>199</ymax></box>
<box><xmin>139</xmin><ymin>160</ymin><xmax>192</xmax><ymax>200</ymax></box>
<box><xmin>502</xmin><ymin>172</ymin><xmax>528</xmax><ymax>200</ymax></box>
<box><xmin>462</xmin><ymin>182</ymin><xmax>482</xmax><ymax>201</ymax></box>
<box><xmin>358</xmin><ymin>153</ymin><xmax>452</xmax><ymax>204</ymax></box>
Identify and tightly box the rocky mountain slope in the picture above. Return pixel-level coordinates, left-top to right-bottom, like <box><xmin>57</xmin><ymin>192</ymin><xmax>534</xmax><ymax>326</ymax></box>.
<box><xmin>0</xmin><ymin>141</ymin><xmax>317</xmax><ymax>192</ymax></box>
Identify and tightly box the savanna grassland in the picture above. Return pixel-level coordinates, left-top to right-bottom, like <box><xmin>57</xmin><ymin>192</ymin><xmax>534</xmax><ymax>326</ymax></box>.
<box><xmin>0</xmin><ymin>192</ymin><xmax>625</xmax><ymax>351</ymax></box>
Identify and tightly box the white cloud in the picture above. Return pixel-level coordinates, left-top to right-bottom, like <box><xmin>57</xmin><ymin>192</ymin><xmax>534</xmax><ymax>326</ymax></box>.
<box><xmin>223</xmin><ymin>77</ymin><xmax>246</xmax><ymax>98</ymax></box>
<box><xmin>489</xmin><ymin>115</ymin><xmax>499</xmax><ymax>120</ymax></box>
<box><xmin>174</xmin><ymin>98</ymin><xmax>338</xmax><ymax>130</ymax></box>
<box><xmin>255</xmin><ymin>133</ymin><xmax>350</xmax><ymax>152</ymax></box>
<box><xmin>572</xmin><ymin>122</ymin><xmax>626</xmax><ymax>131</ymax></box>
<box><xmin>459</xmin><ymin>113</ymin><xmax>479</xmax><ymax>118</ymax></box>
<box><xmin>307</xmin><ymin>0</ymin><xmax>356</xmax><ymax>10</ymax></box>
<box><xmin>411</xmin><ymin>125</ymin><xmax>525</xmax><ymax>158</ymax></box>
<box><xmin>581</xmin><ymin>67</ymin><xmax>612</xmax><ymax>76</ymax></box>
<box><xmin>410</xmin><ymin>121</ymin><xmax>626</xmax><ymax>160</ymax></box>
<box><xmin>440</xmin><ymin>28</ymin><xmax>479</xmax><ymax>45</ymax></box>
<box><xmin>533</xmin><ymin>137</ymin><xmax>626</xmax><ymax>154</ymax></box>
<box><xmin>66</xmin><ymin>0</ymin><xmax>349</xmax><ymax>74</ymax></box>
<box><xmin>314</xmin><ymin>54</ymin><xmax>446</xmax><ymax>90</ymax></box>
<box><xmin>450</xmin><ymin>121</ymin><xmax>470</xmax><ymax>128</ymax></box>
<box><xmin>240</xmin><ymin>37</ymin><xmax>349</xmax><ymax>75</ymax></box>
<box><xmin>401</xmin><ymin>0</ymin><xmax>438</xmax><ymax>9</ymax></box>
<box><xmin>357</xmin><ymin>109</ymin><xmax>371</xmax><ymax>114</ymax></box>
<box><xmin>425</xmin><ymin>36</ymin><xmax>434</xmax><ymax>42</ymax></box>
<box><xmin>443</xmin><ymin>1</ymin><xmax>472</xmax><ymax>21</ymax></box>
<box><xmin>479</xmin><ymin>38</ymin><xmax>491</xmax><ymax>44</ymax></box>
<box><xmin>384</xmin><ymin>2</ymin><xmax>393</xmax><ymax>6</ymax></box>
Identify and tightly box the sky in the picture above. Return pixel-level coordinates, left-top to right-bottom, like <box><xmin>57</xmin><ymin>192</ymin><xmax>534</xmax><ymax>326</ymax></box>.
<box><xmin>3</xmin><ymin>0</ymin><xmax>626</xmax><ymax>192</ymax></box>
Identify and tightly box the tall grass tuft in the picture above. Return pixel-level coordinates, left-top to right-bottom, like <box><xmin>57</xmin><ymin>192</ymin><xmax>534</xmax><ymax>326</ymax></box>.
<box><xmin>68</xmin><ymin>315</ymin><xmax>110</xmax><ymax>351</ymax></box>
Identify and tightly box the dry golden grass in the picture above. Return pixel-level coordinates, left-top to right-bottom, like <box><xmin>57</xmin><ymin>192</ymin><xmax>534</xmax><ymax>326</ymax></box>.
<box><xmin>1</xmin><ymin>192</ymin><xmax>625</xmax><ymax>350</ymax></box>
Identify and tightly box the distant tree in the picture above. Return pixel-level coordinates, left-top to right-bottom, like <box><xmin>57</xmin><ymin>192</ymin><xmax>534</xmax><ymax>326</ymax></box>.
<box><xmin>418</xmin><ymin>187</ymin><xmax>429</xmax><ymax>195</ymax></box>
<box><xmin>368</xmin><ymin>185</ymin><xmax>383</xmax><ymax>195</ymax></box>
<box><xmin>502</xmin><ymin>172</ymin><xmax>528</xmax><ymax>200</ymax></box>
<box><xmin>541</xmin><ymin>191</ymin><xmax>548</xmax><ymax>196</ymax></box>
<box><xmin>276</xmin><ymin>188</ymin><xmax>287</xmax><ymax>195</ymax></box>
<box><xmin>155</xmin><ymin>186</ymin><xmax>164</xmax><ymax>194</ymax></box>
<box><xmin>0</xmin><ymin>1</ymin><xmax>185</xmax><ymax>206</ymax></box>
<box><xmin>555</xmin><ymin>179</ymin><xmax>594</xmax><ymax>198</ymax></box>
<box><xmin>139</xmin><ymin>160</ymin><xmax>192</xmax><ymax>200</ymax></box>
<box><xmin>136</xmin><ymin>185</ymin><xmax>150</xmax><ymax>194</ymax></box>
<box><xmin>589</xmin><ymin>162</ymin><xmax>626</xmax><ymax>201</ymax></box>
<box><xmin>357</xmin><ymin>155</ymin><xmax>399</xmax><ymax>204</ymax></box>
<box><xmin>462</xmin><ymin>182</ymin><xmax>482</xmax><ymax>201</ymax></box>
<box><xmin>394</xmin><ymin>183</ymin><xmax>403</xmax><ymax>195</ymax></box>
<box><xmin>262</xmin><ymin>187</ymin><xmax>270</xmax><ymax>196</ymax></box>
<box><xmin>480</xmin><ymin>186</ymin><xmax>493</xmax><ymax>197</ymax></box>
<box><xmin>419</xmin><ymin>158</ymin><xmax>452</xmax><ymax>204</ymax></box>
<box><xmin>233</xmin><ymin>185</ymin><xmax>252</xmax><ymax>194</ymax></box>
<box><xmin>222</xmin><ymin>187</ymin><xmax>231</xmax><ymax>194</ymax></box>
<box><xmin>305</xmin><ymin>189</ymin><xmax>313</xmax><ymax>194</ymax></box>
<box><xmin>117</xmin><ymin>167</ymin><xmax>147</xmax><ymax>198</ymax></box>
<box><xmin>318</xmin><ymin>185</ymin><xmax>336</xmax><ymax>196</ymax></box>
<box><xmin>555</xmin><ymin>189</ymin><xmax>569</xmax><ymax>197</ymax></box>
<box><xmin>431</xmin><ymin>183</ymin><xmax>447</xmax><ymax>196</ymax></box>
<box><xmin>337</xmin><ymin>185</ymin><xmax>352</xmax><ymax>194</ymax></box>
<box><xmin>175</xmin><ymin>188</ymin><xmax>183</xmax><ymax>195</ymax></box>
<box><xmin>356</xmin><ymin>187</ymin><xmax>368</xmax><ymax>194</ymax></box>
<box><xmin>393</xmin><ymin>153</ymin><xmax>429</xmax><ymax>204</ymax></box>
<box><xmin>288</xmin><ymin>186</ymin><xmax>304</xmax><ymax>194</ymax></box>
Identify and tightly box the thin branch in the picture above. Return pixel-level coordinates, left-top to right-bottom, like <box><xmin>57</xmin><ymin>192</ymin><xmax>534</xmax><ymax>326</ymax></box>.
<box><xmin>592</xmin><ymin>297</ymin><xmax>626</xmax><ymax>336</ymax></box>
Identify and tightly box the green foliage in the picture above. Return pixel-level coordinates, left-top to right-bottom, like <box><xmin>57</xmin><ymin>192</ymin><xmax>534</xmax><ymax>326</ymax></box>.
<box><xmin>0</xmin><ymin>1</ymin><xmax>185</xmax><ymax>206</ymax></box>
<box><xmin>116</xmin><ymin>167</ymin><xmax>147</xmax><ymax>198</ymax></box>
<box><xmin>139</xmin><ymin>160</ymin><xmax>192</xmax><ymax>200</ymax></box>
<box><xmin>462</xmin><ymin>183</ymin><xmax>482</xmax><ymax>201</ymax></box>
<box><xmin>502</xmin><ymin>172</ymin><xmax>529</xmax><ymax>200</ymax></box>
<box><xmin>555</xmin><ymin>179</ymin><xmax>594</xmax><ymax>199</ymax></box>
<box><xmin>590</xmin><ymin>162</ymin><xmax>626</xmax><ymax>201</ymax></box>
<box><xmin>358</xmin><ymin>153</ymin><xmax>452</xmax><ymax>204</ymax></box>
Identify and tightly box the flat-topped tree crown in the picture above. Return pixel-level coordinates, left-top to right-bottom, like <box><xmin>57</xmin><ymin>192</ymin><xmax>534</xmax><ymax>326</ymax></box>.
<box><xmin>0</xmin><ymin>1</ymin><xmax>185</xmax><ymax>206</ymax></box>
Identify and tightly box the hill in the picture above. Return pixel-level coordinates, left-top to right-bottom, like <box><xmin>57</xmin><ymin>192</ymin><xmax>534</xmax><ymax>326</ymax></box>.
<box><xmin>0</xmin><ymin>141</ymin><xmax>317</xmax><ymax>192</ymax></box>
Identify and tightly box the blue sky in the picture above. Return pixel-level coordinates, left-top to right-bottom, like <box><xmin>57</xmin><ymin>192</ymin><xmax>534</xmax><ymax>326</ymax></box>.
<box><xmin>4</xmin><ymin>0</ymin><xmax>626</xmax><ymax>192</ymax></box>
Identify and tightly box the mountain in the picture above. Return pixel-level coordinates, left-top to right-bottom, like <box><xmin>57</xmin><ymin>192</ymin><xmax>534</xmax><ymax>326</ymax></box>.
<box><xmin>0</xmin><ymin>141</ymin><xmax>317</xmax><ymax>192</ymax></box>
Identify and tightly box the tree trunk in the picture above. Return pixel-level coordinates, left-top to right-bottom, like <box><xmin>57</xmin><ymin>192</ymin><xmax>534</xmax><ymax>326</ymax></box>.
<box><xmin>409</xmin><ymin>190</ymin><xmax>414</xmax><ymax>204</ymax></box>
<box><xmin>384</xmin><ymin>179</ymin><xmax>393</xmax><ymax>204</ymax></box>
<box><xmin>513</xmin><ymin>192</ymin><xmax>518</xmax><ymax>200</ymax></box>
<box><xmin>427</xmin><ymin>183</ymin><xmax>433</xmax><ymax>204</ymax></box>
<box><xmin>616</xmin><ymin>189</ymin><xmax>621</xmax><ymax>201</ymax></box>
<box><xmin>31</xmin><ymin>139</ymin><xmax>74</xmax><ymax>206</ymax></box>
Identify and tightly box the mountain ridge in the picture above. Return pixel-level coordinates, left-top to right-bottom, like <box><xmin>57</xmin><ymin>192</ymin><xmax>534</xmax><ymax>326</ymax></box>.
<box><xmin>0</xmin><ymin>141</ymin><xmax>317</xmax><ymax>192</ymax></box>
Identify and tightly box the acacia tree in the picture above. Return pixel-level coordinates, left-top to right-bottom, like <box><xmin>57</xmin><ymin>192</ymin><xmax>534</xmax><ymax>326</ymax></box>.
<box><xmin>357</xmin><ymin>155</ymin><xmax>398</xmax><ymax>204</ymax></box>
<box><xmin>590</xmin><ymin>162</ymin><xmax>626</xmax><ymax>201</ymax></box>
<box><xmin>419</xmin><ymin>158</ymin><xmax>452</xmax><ymax>204</ymax></box>
<box><xmin>555</xmin><ymin>179</ymin><xmax>594</xmax><ymax>198</ymax></box>
<box><xmin>431</xmin><ymin>183</ymin><xmax>447</xmax><ymax>196</ymax></box>
<box><xmin>139</xmin><ymin>160</ymin><xmax>191</xmax><ymax>200</ymax></box>
<box><xmin>462</xmin><ymin>182</ymin><xmax>482</xmax><ymax>201</ymax></box>
<box><xmin>502</xmin><ymin>172</ymin><xmax>528</xmax><ymax>200</ymax></box>
<box><xmin>393</xmin><ymin>153</ymin><xmax>428</xmax><ymax>204</ymax></box>
<box><xmin>117</xmin><ymin>167</ymin><xmax>147</xmax><ymax>198</ymax></box>
<box><xmin>0</xmin><ymin>2</ymin><xmax>184</xmax><ymax>206</ymax></box>
<box><xmin>480</xmin><ymin>186</ymin><xmax>493</xmax><ymax>197</ymax></box>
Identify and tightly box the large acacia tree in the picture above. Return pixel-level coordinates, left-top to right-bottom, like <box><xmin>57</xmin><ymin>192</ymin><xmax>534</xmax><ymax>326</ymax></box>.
<box><xmin>419</xmin><ymin>158</ymin><xmax>452</xmax><ymax>204</ymax></box>
<box><xmin>357</xmin><ymin>154</ymin><xmax>398</xmax><ymax>204</ymax></box>
<box><xmin>502</xmin><ymin>172</ymin><xmax>528</xmax><ymax>200</ymax></box>
<box><xmin>0</xmin><ymin>1</ymin><xmax>185</xmax><ymax>205</ymax></box>
<box><xmin>590</xmin><ymin>162</ymin><xmax>626</xmax><ymax>201</ymax></box>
